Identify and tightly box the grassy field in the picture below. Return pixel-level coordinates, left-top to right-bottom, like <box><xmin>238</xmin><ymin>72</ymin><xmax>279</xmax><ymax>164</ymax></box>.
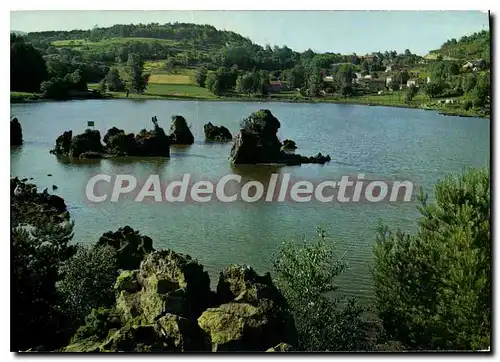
<box><xmin>148</xmin><ymin>74</ymin><xmax>192</xmax><ymax>85</ymax></box>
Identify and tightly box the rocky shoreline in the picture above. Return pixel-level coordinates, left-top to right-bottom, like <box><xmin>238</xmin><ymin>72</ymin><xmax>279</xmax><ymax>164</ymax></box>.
<box><xmin>11</xmin><ymin>178</ymin><xmax>297</xmax><ymax>352</ymax></box>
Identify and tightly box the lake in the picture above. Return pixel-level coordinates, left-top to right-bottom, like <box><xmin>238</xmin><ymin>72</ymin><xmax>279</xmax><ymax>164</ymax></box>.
<box><xmin>10</xmin><ymin>99</ymin><xmax>490</xmax><ymax>302</ymax></box>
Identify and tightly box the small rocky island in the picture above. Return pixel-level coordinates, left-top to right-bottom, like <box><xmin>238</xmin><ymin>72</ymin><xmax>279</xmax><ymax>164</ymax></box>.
<box><xmin>204</xmin><ymin>122</ymin><xmax>233</xmax><ymax>142</ymax></box>
<box><xmin>50</xmin><ymin>116</ymin><xmax>171</xmax><ymax>158</ymax></box>
<box><xmin>169</xmin><ymin>115</ymin><xmax>194</xmax><ymax>145</ymax></box>
<box><xmin>229</xmin><ymin>110</ymin><xmax>331</xmax><ymax>165</ymax></box>
<box><xmin>11</xmin><ymin>117</ymin><xmax>23</xmax><ymax>146</ymax></box>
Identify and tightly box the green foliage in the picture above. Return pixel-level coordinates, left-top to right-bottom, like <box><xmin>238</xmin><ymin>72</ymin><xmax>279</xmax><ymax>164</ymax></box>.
<box><xmin>194</xmin><ymin>67</ymin><xmax>207</xmax><ymax>87</ymax></box>
<box><xmin>72</xmin><ymin>307</ymin><xmax>121</xmax><ymax>341</ymax></box>
<box><xmin>273</xmin><ymin>228</ymin><xmax>372</xmax><ymax>351</ymax></box>
<box><xmin>12</xmin><ymin>184</ymin><xmax>77</xmax><ymax>350</ymax></box>
<box><xmin>306</xmin><ymin>67</ymin><xmax>322</xmax><ymax>97</ymax></box>
<box><xmin>373</xmin><ymin>166</ymin><xmax>491</xmax><ymax>350</ymax></box>
<box><xmin>98</xmin><ymin>79</ymin><xmax>107</xmax><ymax>94</ymax></box>
<box><xmin>57</xmin><ymin>245</ymin><xmax>119</xmax><ymax>329</ymax></box>
<box><xmin>405</xmin><ymin>84</ymin><xmax>418</xmax><ymax>103</ymax></box>
<box><xmin>424</xmin><ymin>80</ymin><xmax>443</xmax><ymax>98</ymax></box>
<box><xmin>40</xmin><ymin>69</ymin><xmax>88</xmax><ymax>99</ymax></box>
<box><xmin>10</xmin><ymin>34</ymin><xmax>48</xmax><ymax>92</ymax></box>
<box><xmin>205</xmin><ymin>72</ymin><xmax>222</xmax><ymax>95</ymax></box>
<box><xmin>463</xmin><ymin>99</ymin><xmax>473</xmax><ymax>111</ymax></box>
<box><xmin>126</xmin><ymin>53</ymin><xmax>149</xmax><ymax>93</ymax></box>
<box><xmin>105</xmin><ymin>68</ymin><xmax>125</xmax><ymax>92</ymax></box>
<box><xmin>282</xmin><ymin>65</ymin><xmax>306</xmax><ymax>89</ymax></box>
<box><xmin>436</xmin><ymin>30</ymin><xmax>490</xmax><ymax>60</ymax></box>
<box><xmin>471</xmin><ymin>72</ymin><xmax>490</xmax><ymax>108</ymax></box>
<box><xmin>236</xmin><ymin>72</ymin><xmax>256</xmax><ymax>94</ymax></box>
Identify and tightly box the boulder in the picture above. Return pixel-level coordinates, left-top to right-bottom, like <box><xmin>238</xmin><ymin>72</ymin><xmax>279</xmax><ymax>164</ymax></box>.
<box><xmin>134</xmin><ymin>122</ymin><xmax>170</xmax><ymax>157</ymax></box>
<box><xmin>229</xmin><ymin>109</ymin><xmax>330</xmax><ymax>166</ymax></box>
<box><xmin>198</xmin><ymin>264</ymin><xmax>297</xmax><ymax>351</ymax></box>
<box><xmin>104</xmin><ymin>118</ymin><xmax>170</xmax><ymax>157</ymax></box>
<box><xmin>50</xmin><ymin>130</ymin><xmax>72</xmax><ymax>156</ymax></box>
<box><xmin>96</xmin><ymin>226</ymin><xmax>154</xmax><ymax>270</ymax></box>
<box><xmin>281</xmin><ymin>139</ymin><xmax>297</xmax><ymax>151</ymax></box>
<box><xmin>106</xmin><ymin>132</ymin><xmax>137</xmax><ymax>156</ymax></box>
<box><xmin>10</xmin><ymin>117</ymin><xmax>23</xmax><ymax>146</ymax></box>
<box><xmin>11</xmin><ymin>177</ymin><xmax>70</xmax><ymax>224</ymax></box>
<box><xmin>51</xmin><ymin>117</ymin><xmax>170</xmax><ymax>158</ymax></box>
<box><xmin>136</xmin><ymin>250</ymin><xmax>213</xmax><ymax>318</ymax></box>
<box><xmin>103</xmin><ymin>127</ymin><xmax>125</xmax><ymax>145</ymax></box>
<box><xmin>216</xmin><ymin>264</ymin><xmax>283</xmax><ymax>305</ymax></box>
<box><xmin>63</xmin><ymin>251</ymin><xmax>296</xmax><ymax>352</ymax></box>
<box><xmin>70</xmin><ymin>129</ymin><xmax>105</xmax><ymax>158</ymax></box>
<box><xmin>204</xmin><ymin>122</ymin><xmax>232</xmax><ymax>142</ymax></box>
<box><xmin>65</xmin><ymin>250</ymin><xmax>212</xmax><ymax>352</ymax></box>
<box><xmin>169</xmin><ymin>115</ymin><xmax>194</xmax><ymax>145</ymax></box>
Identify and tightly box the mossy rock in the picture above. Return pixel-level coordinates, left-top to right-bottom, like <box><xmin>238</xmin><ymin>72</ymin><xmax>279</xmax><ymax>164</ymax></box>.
<box><xmin>197</xmin><ymin>302</ymin><xmax>272</xmax><ymax>351</ymax></box>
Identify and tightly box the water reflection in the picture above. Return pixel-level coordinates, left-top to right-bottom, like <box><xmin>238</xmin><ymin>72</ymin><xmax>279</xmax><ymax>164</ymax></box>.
<box><xmin>54</xmin><ymin>155</ymin><xmax>102</xmax><ymax>168</ymax></box>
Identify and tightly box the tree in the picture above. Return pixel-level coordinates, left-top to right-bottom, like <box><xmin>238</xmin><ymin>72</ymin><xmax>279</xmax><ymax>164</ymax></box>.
<box><xmin>10</xmin><ymin>34</ymin><xmax>48</xmax><ymax>92</ymax></box>
<box><xmin>273</xmin><ymin>228</ymin><xmax>372</xmax><ymax>351</ymax></box>
<box><xmin>405</xmin><ymin>84</ymin><xmax>418</xmax><ymax>103</ymax></box>
<box><xmin>404</xmin><ymin>49</ymin><xmax>412</xmax><ymax>56</ymax></box>
<box><xmin>57</xmin><ymin>245</ymin><xmax>118</xmax><ymax>329</ymax></box>
<box><xmin>126</xmin><ymin>53</ymin><xmax>149</xmax><ymax>94</ymax></box>
<box><xmin>471</xmin><ymin>73</ymin><xmax>490</xmax><ymax>107</ymax></box>
<box><xmin>12</xmin><ymin>179</ymin><xmax>77</xmax><ymax>350</ymax></box>
<box><xmin>205</xmin><ymin>72</ymin><xmax>222</xmax><ymax>95</ymax></box>
<box><xmin>424</xmin><ymin>81</ymin><xmax>443</xmax><ymax>98</ymax></box>
<box><xmin>362</xmin><ymin>60</ymin><xmax>370</xmax><ymax>73</ymax></box>
<box><xmin>283</xmin><ymin>65</ymin><xmax>306</xmax><ymax>89</ymax></box>
<box><xmin>306</xmin><ymin>67</ymin><xmax>322</xmax><ymax>97</ymax></box>
<box><xmin>236</xmin><ymin>72</ymin><xmax>256</xmax><ymax>95</ymax></box>
<box><xmin>39</xmin><ymin>70</ymin><xmax>88</xmax><ymax>100</ymax></box>
<box><xmin>373</xmin><ymin>167</ymin><xmax>490</xmax><ymax>350</ymax></box>
<box><xmin>98</xmin><ymin>79</ymin><xmax>107</xmax><ymax>94</ymax></box>
<box><xmin>257</xmin><ymin>69</ymin><xmax>270</xmax><ymax>96</ymax></box>
<box><xmin>105</xmin><ymin>68</ymin><xmax>125</xmax><ymax>92</ymax></box>
<box><xmin>195</xmin><ymin>67</ymin><xmax>208</xmax><ymax>88</ymax></box>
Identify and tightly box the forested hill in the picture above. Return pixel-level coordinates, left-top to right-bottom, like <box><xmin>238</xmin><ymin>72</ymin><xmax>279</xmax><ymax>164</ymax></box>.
<box><xmin>24</xmin><ymin>22</ymin><xmax>254</xmax><ymax>50</ymax></box>
<box><xmin>429</xmin><ymin>30</ymin><xmax>490</xmax><ymax>60</ymax></box>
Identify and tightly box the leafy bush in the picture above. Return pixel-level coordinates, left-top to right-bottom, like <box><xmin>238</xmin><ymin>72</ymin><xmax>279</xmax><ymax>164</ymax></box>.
<box><xmin>57</xmin><ymin>245</ymin><xmax>119</xmax><ymax>328</ymax></box>
<box><xmin>11</xmin><ymin>181</ymin><xmax>77</xmax><ymax>351</ymax></box>
<box><xmin>273</xmin><ymin>228</ymin><xmax>372</xmax><ymax>351</ymax></box>
<box><xmin>463</xmin><ymin>100</ymin><xmax>473</xmax><ymax>110</ymax></box>
<box><xmin>373</xmin><ymin>166</ymin><xmax>490</xmax><ymax>350</ymax></box>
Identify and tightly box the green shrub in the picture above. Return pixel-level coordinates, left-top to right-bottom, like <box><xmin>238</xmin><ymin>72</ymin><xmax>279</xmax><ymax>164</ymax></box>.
<box><xmin>273</xmin><ymin>228</ymin><xmax>373</xmax><ymax>351</ymax></box>
<box><xmin>463</xmin><ymin>99</ymin><xmax>473</xmax><ymax>110</ymax></box>
<box><xmin>373</xmin><ymin>166</ymin><xmax>490</xmax><ymax>350</ymax></box>
<box><xmin>57</xmin><ymin>245</ymin><xmax>119</xmax><ymax>329</ymax></box>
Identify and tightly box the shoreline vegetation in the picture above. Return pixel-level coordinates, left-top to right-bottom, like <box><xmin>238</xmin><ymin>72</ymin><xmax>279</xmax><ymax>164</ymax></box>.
<box><xmin>11</xmin><ymin>25</ymin><xmax>490</xmax><ymax>119</ymax></box>
<box><xmin>10</xmin><ymin>89</ymin><xmax>488</xmax><ymax>118</ymax></box>
<box><xmin>10</xmin><ymin>165</ymin><xmax>491</xmax><ymax>352</ymax></box>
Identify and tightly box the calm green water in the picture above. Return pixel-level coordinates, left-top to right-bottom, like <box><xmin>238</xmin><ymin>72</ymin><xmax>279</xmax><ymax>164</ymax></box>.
<box><xmin>10</xmin><ymin>99</ymin><xmax>490</xmax><ymax>301</ymax></box>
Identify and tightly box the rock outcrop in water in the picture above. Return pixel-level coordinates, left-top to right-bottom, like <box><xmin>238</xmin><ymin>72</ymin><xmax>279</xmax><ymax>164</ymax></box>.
<box><xmin>63</xmin><ymin>249</ymin><xmax>297</xmax><ymax>352</ymax></box>
<box><xmin>11</xmin><ymin>117</ymin><xmax>23</xmax><ymax>146</ymax></box>
<box><xmin>169</xmin><ymin>115</ymin><xmax>194</xmax><ymax>145</ymax></box>
<box><xmin>204</xmin><ymin>122</ymin><xmax>232</xmax><ymax>142</ymax></box>
<box><xmin>229</xmin><ymin>110</ymin><xmax>331</xmax><ymax>165</ymax></box>
<box><xmin>11</xmin><ymin>177</ymin><xmax>69</xmax><ymax>223</ymax></box>
<box><xmin>50</xmin><ymin>117</ymin><xmax>170</xmax><ymax>158</ymax></box>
